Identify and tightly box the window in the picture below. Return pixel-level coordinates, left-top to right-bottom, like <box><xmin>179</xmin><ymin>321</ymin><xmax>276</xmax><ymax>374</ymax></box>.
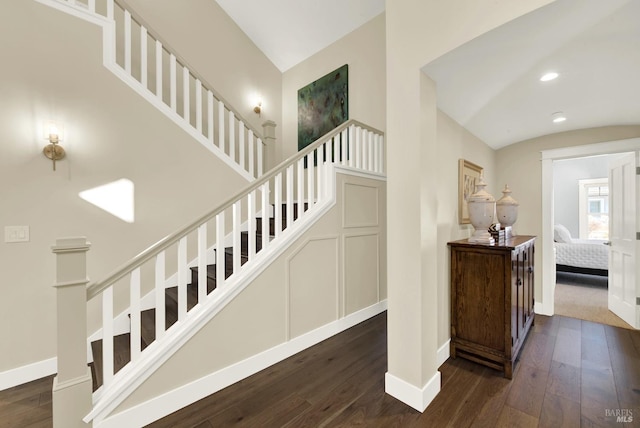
<box><xmin>578</xmin><ymin>178</ymin><xmax>608</xmax><ymax>239</ymax></box>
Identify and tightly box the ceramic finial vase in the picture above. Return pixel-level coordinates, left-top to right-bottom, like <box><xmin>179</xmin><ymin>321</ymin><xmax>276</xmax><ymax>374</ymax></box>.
<box><xmin>496</xmin><ymin>185</ymin><xmax>519</xmax><ymax>237</ymax></box>
<box><xmin>468</xmin><ymin>176</ymin><xmax>495</xmax><ymax>245</ymax></box>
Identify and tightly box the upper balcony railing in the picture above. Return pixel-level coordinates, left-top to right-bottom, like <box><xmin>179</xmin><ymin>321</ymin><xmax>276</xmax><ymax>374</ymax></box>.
<box><xmin>39</xmin><ymin>0</ymin><xmax>265</xmax><ymax>179</ymax></box>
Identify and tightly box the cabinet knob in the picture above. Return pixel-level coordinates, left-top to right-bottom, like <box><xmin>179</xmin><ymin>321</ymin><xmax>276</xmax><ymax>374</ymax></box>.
<box><xmin>528</xmin><ymin>266</ymin><xmax>533</xmax><ymax>274</ymax></box>
<box><xmin>517</xmin><ymin>279</ymin><xmax>522</xmax><ymax>286</ymax></box>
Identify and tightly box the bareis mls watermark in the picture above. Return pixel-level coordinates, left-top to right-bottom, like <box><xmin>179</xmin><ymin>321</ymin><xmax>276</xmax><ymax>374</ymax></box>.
<box><xmin>605</xmin><ymin>408</ymin><xmax>633</xmax><ymax>423</ymax></box>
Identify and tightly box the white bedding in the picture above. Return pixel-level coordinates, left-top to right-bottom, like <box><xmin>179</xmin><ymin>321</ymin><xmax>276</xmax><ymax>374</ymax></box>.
<box><xmin>554</xmin><ymin>239</ymin><xmax>609</xmax><ymax>271</ymax></box>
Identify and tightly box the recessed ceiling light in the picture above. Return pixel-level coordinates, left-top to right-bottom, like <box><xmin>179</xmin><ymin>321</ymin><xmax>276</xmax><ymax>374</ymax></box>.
<box><xmin>540</xmin><ymin>72</ymin><xmax>559</xmax><ymax>82</ymax></box>
<box><xmin>551</xmin><ymin>112</ymin><xmax>566</xmax><ymax>123</ymax></box>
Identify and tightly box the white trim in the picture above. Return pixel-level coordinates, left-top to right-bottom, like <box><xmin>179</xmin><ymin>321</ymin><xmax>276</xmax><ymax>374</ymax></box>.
<box><xmin>541</xmin><ymin>138</ymin><xmax>640</xmax><ymax>161</ymax></box>
<box><xmin>384</xmin><ymin>370</ymin><xmax>441</xmax><ymax>413</ymax></box>
<box><xmin>94</xmin><ymin>301</ymin><xmax>387</xmax><ymax>428</ymax></box>
<box><xmin>540</xmin><ymin>137</ymin><xmax>640</xmax><ymax>317</ymax></box>
<box><xmin>436</xmin><ymin>339</ymin><xmax>450</xmax><ymax>367</ymax></box>
<box><xmin>0</xmin><ymin>358</ymin><xmax>57</xmax><ymax>392</ymax></box>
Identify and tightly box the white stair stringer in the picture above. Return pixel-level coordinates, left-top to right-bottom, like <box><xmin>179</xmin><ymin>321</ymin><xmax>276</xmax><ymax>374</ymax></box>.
<box><xmin>85</xmin><ymin>164</ymin><xmax>351</xmax><ymax>424</ymax></box>
<box><xmin>35</xmin><ymin>0</ymin><xmax>258</xmax><ymax>182</ymax></box>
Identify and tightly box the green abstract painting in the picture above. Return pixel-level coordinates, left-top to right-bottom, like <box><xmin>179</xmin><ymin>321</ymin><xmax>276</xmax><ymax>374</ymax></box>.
<box><xmin>298</xmin><ymin>64</ymin><xmax>349</xmax><ymax>151</ymax></box>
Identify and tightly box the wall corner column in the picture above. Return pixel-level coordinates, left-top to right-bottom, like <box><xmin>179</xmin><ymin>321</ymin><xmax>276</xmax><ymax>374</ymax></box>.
<box><xmin>51</xmin><ymin>237</ymin><xmax>93</xmax><ymax>428</ymax></box>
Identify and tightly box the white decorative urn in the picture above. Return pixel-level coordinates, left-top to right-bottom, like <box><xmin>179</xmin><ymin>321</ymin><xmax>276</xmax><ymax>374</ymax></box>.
<box><xmin>496</xmin><ymin>185</ymin><xmax>519</xmax><ymax>236</ymax></box>
<box><xmin>467</xmin><ymin>176</ymin><xmax>495</xmax><ymax>244</ymax></box>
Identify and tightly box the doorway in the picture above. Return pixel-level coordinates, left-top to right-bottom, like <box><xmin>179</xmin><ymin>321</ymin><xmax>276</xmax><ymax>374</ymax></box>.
<box><xmin>540</xmin><ymin>138</ymin><xmax>640</xmax><ymax>330</ymax></box>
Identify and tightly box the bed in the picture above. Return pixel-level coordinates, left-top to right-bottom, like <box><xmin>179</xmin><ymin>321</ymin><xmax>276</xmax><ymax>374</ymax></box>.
<box><xmin>553</xmin><ymin>224</ymin><xmax>609</xmax><ymax>276</ymax></box>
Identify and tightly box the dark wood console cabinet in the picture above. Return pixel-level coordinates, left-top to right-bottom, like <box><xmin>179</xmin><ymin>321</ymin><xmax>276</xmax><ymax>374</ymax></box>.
<box><xmin>448</xmin><ymin>236</ymin><xmax>535</xmax><ymax>378</ymax></box>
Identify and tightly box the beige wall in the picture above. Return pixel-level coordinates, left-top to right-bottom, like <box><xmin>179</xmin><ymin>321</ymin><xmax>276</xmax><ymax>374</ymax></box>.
<box><xmin>281</xmin><ymin>14</ymin><xmax>386</xmax><ymax>164</ymax></box>
<box><xmin>496</xmin><ymin>125</ymin><xmax>640</xmax><ymax>304</ymax></box>
<box><xmin>110</xmin><ymin>172</ymin><xmax>387</xmax><ymax>414</ymax></box>
<box><xmin>124</xmin><ymin>0</ymin><xmax>283</xmax><ymax>152</ymax></box>
<box><xmin>385</xmin><ymin>0</ymin><xmax>554</xmax><ymax>392</ymax></box>
<box><xmin>436</xmin><ymin>111</ymin><xmax>496</xmax><ymax>347</ymax></box>
<box><xmin>0</xmin><ymin>1</ymin><xmax>265</xmax><ymax>373</ymax></box>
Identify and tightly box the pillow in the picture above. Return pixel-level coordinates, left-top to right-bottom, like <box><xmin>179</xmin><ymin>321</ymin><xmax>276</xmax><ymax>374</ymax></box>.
<box><xmin>554</xmin><ymin>224</ymin><xmax>573</xmax><ymax>243</ymax></box>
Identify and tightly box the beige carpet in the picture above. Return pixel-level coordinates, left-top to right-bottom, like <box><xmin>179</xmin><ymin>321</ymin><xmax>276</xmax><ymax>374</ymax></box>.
<box><xmin>555</xmin><ymin>272</ymin><xmax>633</xmax><ymax>329</ymax></box>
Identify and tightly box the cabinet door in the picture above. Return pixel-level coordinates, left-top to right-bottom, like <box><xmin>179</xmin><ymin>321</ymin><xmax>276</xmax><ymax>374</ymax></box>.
<box><xmin>523</xmin><ymin>242</ymin><xmax>534</xmax><ymax>321</ymax></box>
<box><xmin>511</xmin><ymin>247</ymin><xmax>526</xmax><ymax>348</ymax></box>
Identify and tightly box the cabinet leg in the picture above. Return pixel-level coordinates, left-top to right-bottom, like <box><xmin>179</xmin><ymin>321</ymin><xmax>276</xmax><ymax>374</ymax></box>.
<box><xmin>504</xmin><ymin>362</ymin><xmax>513</xmax><ymax>379</ymax></box>
<box><xmin>450</xmin><ymin>343</ymin><xmax>457</xmax><ymax>359</ymax></box>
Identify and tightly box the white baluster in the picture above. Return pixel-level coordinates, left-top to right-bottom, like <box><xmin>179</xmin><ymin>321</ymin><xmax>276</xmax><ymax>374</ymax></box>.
<box><xmin>341</xmin><ymin>129</ymin><xmax>348</xmax><ymax>166</ymax></box>
<box><xmin>197</xmin><ymin>224</ymin><xmax>207</xmax><ymax>303</ymax></box>
<box><xmin>369</xmin><ymin>131</ymin><xmax>375</xmax><ymax>172</ymax></box>
<box><xmin>297</xmin><ymin>158</ymin><xmax>304</xmax><ymax>215</ymax></box>
<box><xmin>218</xmin><ymin>101</ymin><xmax>225</xmax><ymax>153</ymax></box>
<box><xmin>275</xmin><ymin>173</ymin><xmax>282</xmax><ymax>238</ymax></box>
<box><xmin>374</xmin><ymin>134</ymin><xmax>380</xmax><ymax>173</ymax></box>
<box><xmin>183</xmin><ymin>66</ymin><xmax>190</xmax><ymax>123</ymax></box>
<box><xmin>130</xmin><ymin>268</ymin><xmax>141</xmax><ymax>361</ymax></box>
<box><xmin>248</xmin><ymin>130</ymin><xmax>255</xmax><ymax>177</ymax></box>
<box><xmin>317</xmin><ymin>147</ymin><xmax>323</xmax><ymax>199</ymax></box>
<box><xmin>155</xmin><ymin>251</ymin><xmax>166</xmax><ymax>341</ymax></box>
<box><xmin>140</xmin><ymin>26</ymin><xmax>148</xmax><ymax>89</ymax></box>
<box><xmin>106</xmin><ymin>0</ymin><xmax>114</xmax><ymax>20</ymax></box>
<box><xmin>195</xmin><ymin>79</ymin><xmax>202</xmax><ymax>133</ymax></box>
<box><xmin>207</xmin><ymin>91</ymin><xmax>214</xmax><ymax>144</ymax></box>
<box><xmin>124</xmin><ymin>10</ymin><xmax>132</xmax><ymax>74</ymax></box>
<box><xmin>333</xmin><ymin>136</ymin><xmax>339</xmax><ymax>164</ymax></box>
<box><xmin>286</xmin><ymin>165</ymin><xmax>293</xmax><ymax>228</ymax></box>
<box><xmin>248</xmin><ymin>191</ymin><xmax>256</xmax><ymax>259</ymax></box>
<box><xmin>102</xmin><ymin>286</ymin><xmax>114</xmax><ymax>387</ymax></box>
<box><xmin>261</xmin><ymin>183</ymin><xmax>269</xmax><ymax>250</ymax></box>
<box><xmin>348</xmin><ymin>125</ymin><xmax>354</xmax><ymax>167</ymax></box>
<box><xmin>169</xmin><ymin>54</ymin><xmax>177</xmax><ymax>112</ymax></box>
<box><xmin>155</xmin><ymin>40</ymin><xmax>162</xmax><ymax>101</ymax></box>
<box><xmin>362</xmin><ymin>130</ymin><xmax>369</xmax><ymax>170</ymax></box>
<box><xmin>216</xmin><ymin>211</ymin><xmax>225</xmax><ymax>287</ymax></box>
<box><xmin>232</xmin><ymin>201</ymin><xmax>241</xmax><ymax>274</ymax></box>
<box><xmin>306</xmin><ymin>153</ymin><xmax>314</xmax><ymax>206</ymax></box>
<box><xmin>379</xmin><ymin>135</ymin><xmax>385</xmax><ymax>173</ymax></box>
<box><xmin>257</xmin><ymin>139</ymin><xmax>263</xmax><ymax>177</ymax></box>
<box><xmin>239</xmin><ymin>124</ymin><xmax>245</xmax><ymax>171</ymax></box>
<box><xmin>356</xmin><ymin>127</ymin><xmax>362</xmax><ymax>169</ymax></box>
<box><xmin>178</xmin><ymin>236</ymin><xmax>187</xmax><ymax>321</ymax></box>
<box><xmin>229</xmin><ymin>111</ymin><xmax>236</xmax><ymax>162</ymax></box>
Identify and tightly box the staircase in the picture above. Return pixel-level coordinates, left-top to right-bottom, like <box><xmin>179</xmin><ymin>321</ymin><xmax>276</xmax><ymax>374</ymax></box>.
<box><xmin>88</xmin><ymin>203</ymin><xmax>308</xmax><ymax>391</ymax></box>
<box><xmin>38</xmin><ymin>1</ymin><xmax>386</xmax><ymax>426</ymax></box>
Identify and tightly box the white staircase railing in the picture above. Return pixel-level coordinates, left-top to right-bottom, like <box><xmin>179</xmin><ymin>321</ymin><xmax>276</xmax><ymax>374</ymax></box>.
<box><xmin>56</xmin><ymin>120</ymin><xmax>383</xmax><ymax>424</ymax></box>
<box><xmin>37</xmin><ymin>0</ymin><xmax>265</xmax><ymax>180</ymax></box>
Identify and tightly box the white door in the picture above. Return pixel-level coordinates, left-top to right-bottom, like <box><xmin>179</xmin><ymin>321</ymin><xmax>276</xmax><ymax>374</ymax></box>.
<box><xmin>608</xmin><ymin>152</ymin><xmax>638</xmax><ymax>328</ymax></box>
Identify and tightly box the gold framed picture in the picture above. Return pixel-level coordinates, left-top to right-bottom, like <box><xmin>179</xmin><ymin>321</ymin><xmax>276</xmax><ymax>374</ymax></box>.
<box><xmin>458</xmin><ymin>159</ymin><xmax>483</xmax><ymax>224</ymax></box>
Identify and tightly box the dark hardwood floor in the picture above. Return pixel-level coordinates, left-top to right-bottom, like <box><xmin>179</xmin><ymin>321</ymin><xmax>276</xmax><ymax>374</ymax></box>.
<box><xmin>2</xmin><ymin>312</ymin><xmax>639</xmax><ymax>427</ymax></box>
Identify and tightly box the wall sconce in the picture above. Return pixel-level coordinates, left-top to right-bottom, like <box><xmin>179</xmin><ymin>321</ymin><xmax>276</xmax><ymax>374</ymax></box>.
<box><xmin>253</xmin><ymin>101</ymin><xmax>262</xmax><ymax>117</ymax></box>
<box><xmin>43</xmin><ymin>120</ymin><xmax>65</xmax><ymax>171</ymax></box>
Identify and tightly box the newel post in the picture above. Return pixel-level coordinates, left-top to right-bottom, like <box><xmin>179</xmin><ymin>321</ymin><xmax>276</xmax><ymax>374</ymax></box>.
<box><xmin>51</xmin><ymin>237</ymin><xmax>93</xmax><ymax>427</ymax></box>
<box><xmin>262</xmin><ymin>120</ymin><xmax>277</xmax><ymax>171</ymax></box>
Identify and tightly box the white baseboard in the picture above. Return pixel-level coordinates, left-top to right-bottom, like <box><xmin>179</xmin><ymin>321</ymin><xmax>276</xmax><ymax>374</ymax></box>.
<box><xmin>0</xmin><ymin>358</ymin><xmax>57</xmax><ymax>392</ymax></box>
<box><xmin>437</xmin><ymin>339</ymin><xmax>451</xmax><ymax>367</ymax></box>
<box><xmin>384</xmin><ymin>370</ymin><xmax>441</xmax><ymax>412</ymax></box>
<box><xmin>95</xmin><ymin>300</ymin><xmax>387</xmax><ymax>428</ymax></box>
<box><xmin>535</xmin><ymin>301</ymin><xmax>553</xmax><ymax>316</ymax></box>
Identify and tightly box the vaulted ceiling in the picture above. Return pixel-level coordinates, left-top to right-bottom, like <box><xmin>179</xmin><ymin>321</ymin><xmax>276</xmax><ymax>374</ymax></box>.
<box><xmin>216</xmin><ymin>0</ymin><xmax>640</xmax><ymax>148</ymax></box>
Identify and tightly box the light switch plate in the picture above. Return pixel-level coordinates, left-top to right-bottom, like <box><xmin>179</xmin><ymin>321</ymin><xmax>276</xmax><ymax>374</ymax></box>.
<box><xmin>5</xmin><ymin>226</ymin><xmax>30</xmax><ymax>243</ymax></box>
